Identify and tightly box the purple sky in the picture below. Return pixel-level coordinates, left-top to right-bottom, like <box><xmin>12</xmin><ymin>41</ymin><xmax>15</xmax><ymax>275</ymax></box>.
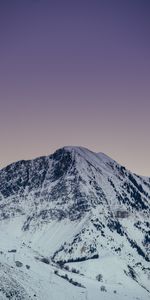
<box><xmin>0</xmin><ymin>0</ymin><xmax>150</xmax><ymax>175</ymax></box>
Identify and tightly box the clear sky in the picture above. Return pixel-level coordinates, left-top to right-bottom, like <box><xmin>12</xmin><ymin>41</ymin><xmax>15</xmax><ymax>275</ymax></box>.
<box><xmin>0</xmin><ymin>0</ymin><xmax>150</xmax><ymax>176</ymax></box>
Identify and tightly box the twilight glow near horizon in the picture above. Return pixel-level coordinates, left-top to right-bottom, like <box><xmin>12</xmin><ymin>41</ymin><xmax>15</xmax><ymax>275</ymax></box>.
<box><xmin>0</xmin><ymin>0</ymin><xmax>150</xmax><ymax>176</ymax></box>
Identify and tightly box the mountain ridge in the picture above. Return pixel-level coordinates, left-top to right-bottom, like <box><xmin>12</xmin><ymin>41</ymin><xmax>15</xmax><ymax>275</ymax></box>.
<box><xmin>1</xmin><ymin>145</ymin><xmax>148</xmax><ymax>178</ymax></box>
<box><xmin>0</xmin><ymin>146</ymin><xmax>149</xmax><ymax>300</ymax></box>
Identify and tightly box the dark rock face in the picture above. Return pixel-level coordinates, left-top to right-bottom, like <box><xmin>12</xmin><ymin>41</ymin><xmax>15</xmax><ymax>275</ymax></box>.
<box><xmin>0</xmin><ymin>157</ymin><xmax>49</xmax><ymax>198</ymax></box>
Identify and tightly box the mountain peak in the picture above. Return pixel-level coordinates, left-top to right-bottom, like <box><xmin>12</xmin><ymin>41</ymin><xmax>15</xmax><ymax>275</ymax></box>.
<box><xmin>56</xmin><ymin>146</ymin><xmax>117</xmax><ymax>170</ymax></box>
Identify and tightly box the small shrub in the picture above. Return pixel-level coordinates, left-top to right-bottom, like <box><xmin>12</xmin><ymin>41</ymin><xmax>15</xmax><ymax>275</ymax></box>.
<box><xmin>64</xmin><ymin>273</ymin><xmax>68</xmax><ymax>279</ymax></box>
<box><xmin>41</xmin><ymin>257</ymin><xmax>50</xmax><ymax>264</ymax></box>
<box><xmin>71</xmin><ymin>268</ymin><xmax>79</xmax><ymax>274</ymax></box>
<box><xmin>58</xmin><ymin>261</ymin><xmax>64</xmax><ymax>268</ymax></box>
<box><xmin>64</xmin><ymin>265</ymin><xmax>69</xmax><ymax>271</ymax></box>
<box><xmin>8</xmin><ymin>249</ymin><xmax>17</xmax><ymax>253</ymax></box>
<box><xmin>26</xmin><ymin>265</ymin><xmax>30</xmax><ymax>269</ymax></box>
<box><xmin>100</xmin><ymin>285</ymin><xmax>107</xmax><ymax>292</ymax></box>
<box><xmin>15</xmin><ymin>261</ymin><xmax>23</xmax><ymax>267</ymax></box>
<box><xmin>96</xmin><ymin>274</ymin><xmax>103</xmax><ymax>282</ymax></box>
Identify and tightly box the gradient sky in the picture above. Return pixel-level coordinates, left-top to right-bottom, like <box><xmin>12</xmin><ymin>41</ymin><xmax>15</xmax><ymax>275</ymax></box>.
<box><xmin>0</xmin><ymin>0</ymin><xmax>150</xmax><ymax>176</ymax></box>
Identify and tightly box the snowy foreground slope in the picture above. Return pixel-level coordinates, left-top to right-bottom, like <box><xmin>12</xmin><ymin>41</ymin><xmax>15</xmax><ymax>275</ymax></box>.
<box><xmin>0</xmin><ymin>146</ymin><xmax>149</xmax><ymax>300</ymax></box>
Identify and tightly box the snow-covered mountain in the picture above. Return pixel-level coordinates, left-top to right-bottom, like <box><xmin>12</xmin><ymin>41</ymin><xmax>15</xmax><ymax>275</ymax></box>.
<box><xmin>0</xmin><ymin>146</ymin><xmax>149</xmax><ymax>300</ymax></box>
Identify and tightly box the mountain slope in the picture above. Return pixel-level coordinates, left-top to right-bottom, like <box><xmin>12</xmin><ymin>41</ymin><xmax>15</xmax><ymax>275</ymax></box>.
<box><xmin>0</xmin><ymin>146</ymin><xmax>149</xmax><ymax>300</ymax></box>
